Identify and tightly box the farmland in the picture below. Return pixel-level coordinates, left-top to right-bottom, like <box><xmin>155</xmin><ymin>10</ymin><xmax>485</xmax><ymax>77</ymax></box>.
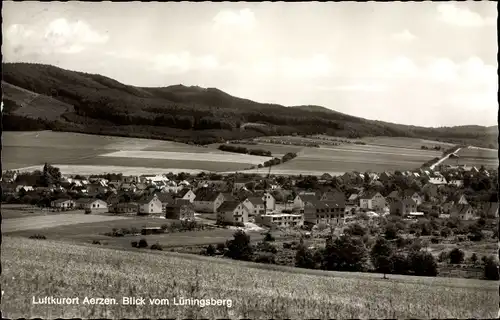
<box><xmin>2</xmin><ymin>131</ymin><xmax>269</xmax><ymax>173</ymax></box>
<box><xmin>2</xmin><ymin>236</ymin><xmax>498</xmax><ymax>319</ymax></box>
<box><xmin>442</xmin><ymin>146</ymin><xmax>498</xmax><ymax>168</ymax></box>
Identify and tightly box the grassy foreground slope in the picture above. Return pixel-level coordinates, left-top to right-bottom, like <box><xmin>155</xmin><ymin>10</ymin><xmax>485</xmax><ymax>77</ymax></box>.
<box><xmin>2</xmin><ymin>237</ymin><xmax>498</xmax><ymax>319</ymax></box>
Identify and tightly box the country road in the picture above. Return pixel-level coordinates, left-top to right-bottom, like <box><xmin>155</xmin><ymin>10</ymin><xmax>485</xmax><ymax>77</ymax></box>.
<box><xmin>430</xmin><ymin>147</ymin><xmax>462</xmax><ymax>170</ymax></box>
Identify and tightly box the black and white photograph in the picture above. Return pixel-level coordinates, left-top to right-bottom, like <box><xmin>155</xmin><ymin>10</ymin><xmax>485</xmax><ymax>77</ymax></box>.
<box><xmin>1</xmin><ymin>1</ymin><xmax>498</xmax><ymax>318</ymax></box>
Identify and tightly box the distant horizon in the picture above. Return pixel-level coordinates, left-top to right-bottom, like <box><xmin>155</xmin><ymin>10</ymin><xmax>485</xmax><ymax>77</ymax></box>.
<box><xmin>3</xmin><ymin>61</ymin><xmax>498</xmax><ymax>130</ymax></box>
<box><xmin>2</xmin><ymin>2</ymin><xmax>497</xmax><ymax>127</ymax></box>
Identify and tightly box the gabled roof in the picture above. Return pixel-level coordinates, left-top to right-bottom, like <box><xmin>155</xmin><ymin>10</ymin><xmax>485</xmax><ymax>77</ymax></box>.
<box><xmin>305</xmin><ymin>200</ymin><xmax>343</xmax><ymax>209</ymax></box>
<box><xmin>298</xmin><ymin>194</ymin><xmax>320</xmax><ymax>203</ymax></box>
<box><xmin>53</xmin><ymin>198</ymin><xmax>73</xmax><ymax>204</ymax></box>
<box><xmin>402</xmin><ymin>189</ymin><xmax>419</xmax><ymax>198</ymax></box>
<box><xmin>452</xmin><ymin>204</ymin><xmax>472</xmax><ymax>214</ymax></box>
<box><xmin>75</xmin><ymin>198</ymin><xmax>103</xmax><ymax>204</ymax></box>
<box><xmin>157</xmin><ymin>193</ymin><xmax>174</xmax><ymax>204</ymax></box>
<box><xmin>137</xmin><ymin>195</ymin><xmax>159</xmax><ymax>205</ymax></box>
<box><xmin>359</xmin><ymin>190</ymin><xmax>382</xmax><ymax>200</ymax></box>
<box><xmin>194</xmin><ymin>188</ymin><xmax>222</xmax><ymax>202</ymax></box>
<box><xmin>222</xmin><ymin>193</ymin><xmax>236</xmax><ymax>202</ymax></box>
<box><xmin>387</xmin><ymin>190</ymin><xmax>400</xmax><ymax>198</ymax></box>
<box><xmin>401</xmin><ymin>198</ymin><xmax>416</xmax><ymax>206</ymax></box>
<box><xmin>176</xmin><ymin>188</ymin><xmax>191</xmax><ymax>198</ymax></box>
<box><xmin>321</xmin><ymin>190</ymin><xmax>345</xmax><ymax>201</ymax></box>
<box><xmin>167</xmin><ymin>199</ymin><xmax>192</xmax><ymax>208</ymax></box>
<box><xmin>348</xmin><ymin>194</ymin><xmax>359</xmax><ymax>201</ymax></box>
<box><xmin>217</xmin><ymin>201</ymin><xmax>241</xmax><ymax>212</ymax></box>
<box><xmin>247</xmin><ymin>196</ymin><xmax>264</xmax><ymax>206</ymax></box>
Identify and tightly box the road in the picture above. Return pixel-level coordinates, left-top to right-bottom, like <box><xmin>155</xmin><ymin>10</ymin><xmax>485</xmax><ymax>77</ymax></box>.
<box><xmin>430</xmin><ymin>147</ymin><xmax>462</xmax><ymax>170</ymax></box>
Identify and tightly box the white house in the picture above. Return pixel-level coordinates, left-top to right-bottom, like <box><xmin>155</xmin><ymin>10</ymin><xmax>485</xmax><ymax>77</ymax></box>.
<box><xmin>263</xmin><ymin>192</ymin><xmax>276</xmax><ymax>212</ymax></box>
<box><xmin>242</xmin><ymin>197</ymin><xmax>266</xmax><ymax>216</ymax></box>
<box><xmin>216</xmin><ymin>201</ymin><xmax>249</xmax><ymax>224</ymax></box>
<box><xmin>75</xmin><ymin>198</ymin><xmax>108</xmax><ymax>213</ymax></box>
<box><xmin>176</xmin><ymin>188</ymin><xmax>196</xmax><ymax>203</ymax></box>
<box><xmin>137</xmin><ymin>194</ymin><xmax>163</xmax><ymax>215</ymax></box>
<box><xmin>293</xmin><ymin>194</ymin><xmax>319</xmax><ymax>211</ymax></box>
<box><xmin>51</xmin><ymin>199</ymin><xmax>76</xmax><ymax>209</ymax></box>
<box><xmin>359</xmin><ymin>191</ymin><xmax>386</xmax><ymax>211</ymax></box>
<box><xmin>193</xmin><ymin>189</ymin><xmax>225</xmax><ymax>213</ymax></box>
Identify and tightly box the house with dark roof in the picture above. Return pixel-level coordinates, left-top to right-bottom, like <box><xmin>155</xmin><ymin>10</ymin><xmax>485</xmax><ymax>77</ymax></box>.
<box><xmin>359</xmin><ymin>191</ymin><xmax>386</xmax><ymax>211</ymax></box>
<box><xmin>175</xmin><ymin>188</ymin><xmax>196</xmax><ymax>203</ymax></box>
<box><xmin>137</xmin><ymin>194</ymin><xmax>162</xmax><ymax>215</ymax></box>
<box><xmin>303</xmin><ymin>200</ymin><xmax>345</xmax><ymax>225</ymax></box>
<box><xmin>165</xmin><ymin>199</ymin><xmax>195</xmax><ymax>220</ymax></box>
<box><xmin>293</xmin><ymin>194</ymin><xmax>320</xmax><ymax>212</ymax></box>
<box><xmin>320</xmin><ymin>190</ymin><xmax>346</xmax><ymax>203</ymax></box>
<box><xmin>193</xmin><ymin>188</ymin><xmax>225</xmax><ymax>213</ymax></box>
<box><xmin>75</xmin><ymin>198</ymin><xmax>108</xmax><ymax>213</ymax></box>
<box><xmin>216</xmin><ymin>201</ymin><xmax>249</xmax><ymax>224</ymax></box>
<box><xmin>390</xmin><ymin>198</ymin><xmax>417</xmax><ymax>216</ymax></box>
<box><xmin>450</xmin><ymin>204</ymin><xmax>475</xmax><ymax>220</ymax></box>
<box><xmin>242</xmin><ymin>197</ymin><xmax>266</xmax><ymax>216</ymax></box>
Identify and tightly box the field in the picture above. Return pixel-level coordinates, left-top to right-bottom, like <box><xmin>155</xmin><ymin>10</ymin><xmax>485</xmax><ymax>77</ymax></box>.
<box><xmin>2</xmin><ymin>131</ymin><xmax>269</xmax><ymax>173</ymax></box>
<box><xmin>442</xmin><ymin>146</ymin><xmax>498</xmax><ymax>168</ymax></box>
<box><xmin>2</xmin><ymin>213</ymin><xmax>131</xmax><ymax>233</ymax></box>
<box><xmin>2</xmin><ymin>236</ymin><xmax>498</xmax><ymax>318</ymax></box>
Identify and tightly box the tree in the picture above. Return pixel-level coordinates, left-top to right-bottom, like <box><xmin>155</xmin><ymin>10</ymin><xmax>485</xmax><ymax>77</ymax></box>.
<box><xmin>345</xmin><ymin>223</ymin><xmax>367</xmax><ymax>237</ymax></box>
<box><xmin>469</xmin><ymin>253</ymin><xmax>478</xmax><ymax>265</ymax></box>
<box><xmin>484</xmin><ymin>256</ymin><xmax>499</xmax><ymax>280</ymax></box>
<box><xmin>391</xmin><ymin>253</ymin><xmax>411</xmax><ymax>275</ymax></box>
<box><xmin>204</xmin><ymin>244</ymin><xmax>216</xmax><ymax>256</ymax></box>
<box><xmin>322</xmin><ymin>235</ymin><xmax>368</xmax><ymax>272</ymax></box>
<box><xmin>264</xmin><ymin>232</ymin><xmax>275</xmax><ymax>242</ymax></box>
<box><xmin>384</xmin><ymin>223</ymin><xmax>399</xmax><ymax>240</ymax></box>
<box><xmin>449</xmin><ymin>248</ymin><xmax>465</xmax><ymax>264</ymax></box>
<box><xmin>295</xmin><ymin>244</ymin><xmax>316</xmax><ymax>269</ymax></box>
<box><xmin>371</xmin><ymin>238</ymin><xmax>394</xmax><ymax>278</ymax></box>
<box><xmin>409</xmin><ymin>250</ymin><xmax>438</xmax><ymax>276</ymax></box>
<box><xmin>226</xmin><ymin>230</ymin><xmax>253</xmax><ymax>261</ymax></box>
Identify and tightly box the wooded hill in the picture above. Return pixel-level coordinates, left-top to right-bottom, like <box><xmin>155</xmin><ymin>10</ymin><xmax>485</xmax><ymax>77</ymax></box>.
<box><xmin>2</xmin><ymin>62</ymin><xmax>497</xmax><ymax>148</ymax></box>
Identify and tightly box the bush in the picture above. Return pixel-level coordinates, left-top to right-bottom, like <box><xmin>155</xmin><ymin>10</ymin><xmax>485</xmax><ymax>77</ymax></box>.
<box><xmin>160</xmin><ymin>224</ymin><xmax>169</xmax><ymax>231</ymax></box>
<box><xmin>204</xmin><ymin>244</ymin><xmax>216</xmax><ymax>256</ymax></box>
<box><xmin>29</xmin><ymin>234</ymin><xmax>46</xmax><ymax>240</ymax></box>
<box><xmin>150</xmin><ymin>243</ymin><xmax>163</xmax><ymax>251</ymax></box>
<box><xmin>384</xmin><ymin>223</ymin><xmax>399</xmax><ymax>240</ymax></box>
<box><xmin>295</xmin><ymin>245</ymin><xmax>316</xmax><ymax>269</ymax></box>
<box><xmin>264</xmin><ymin>232</ymin><xmax>275</xmax><ymax>242</ymax></box>
<box><xmin>283</xmin><ymin>242</ymin><xmax>292</xmax><ymax>249</ymax></box>
<box><xmin>256</xmin><ymin>241</ymin><xmax>278</xmax><ymax>254</ymax></box>
<box><xmin>131</xmin><ymin>241</ymin><xmax>138</xmax><ymax>248</ymax></box>
<box><xmin>225</xmin><ymin>230</ymin><xmax>253</xmax><ymax>261</ymax></box>
<box><xmin>322</xmin><ymin>235</ymin><xmax>368</xmax><ymax>272</ymax></box>
<box><xmin>92</xmin><ymin>240</ymin><xmax>101</xmax><ymax>245</ymax></box>
<box><xmin>430</xmin><ymin>237</ymin><xmax>440</xmax><ymax>244</ymax></box>
<box><xmin>409</xmin><ymin>250</ymin><xmax>438</xmax><ymax>277</ymax></box>
<box><xmin>391</xmin><ymin>253</ymin><xmax>411</xmax><ymax>275</ymax></box>
<box><xmin>438</xmin><ymin>251</ymin><xmax>449</xmax><ymax>263</ymax></box>
<box><xmin>469</xmin><ymin>253</ymin><xmax>478</xmax><ymax>264</ymax></box>
<box><xmin>253</xmin><ymin>252</ymin><xmax>276</xmax><ymax>264</ymax></box>
<box><xmin>440</xmin><ymin>227</ymin><xmax>452</xmax><ymax>238</ymax></box>
<box><xmin>138</xmin><ymin>238</ymin><xmax>149</xmax><ymax>248</ymax></box>
<box><xmin>216</xmin><ymin>242</ymin><xmax>226</xmax><ymax>253</ymax></box>
<box><xmin>449</xmin><ymin>248</ymin><xmax>465</xmax><ymax>264</ymax></box>
<box><xmin>484</xmin><ymin>256</ymin><xmax>499</xmax><ymax>280</ymax></box>
<box><xmin>345</xmin><ymin>223</ymin><xmax>367</xmax><ymax>237</ymax></box>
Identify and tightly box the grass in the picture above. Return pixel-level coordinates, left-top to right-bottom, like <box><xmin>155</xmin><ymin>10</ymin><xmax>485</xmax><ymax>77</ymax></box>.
<box><xmin>2</xmin><ymin>236</ymin><xmax>498</xmax><ymax>318</ymax></box>
<box><xmin>1</xmin><ymin>205</ymin><xmax>73</xmax><ymax>219</ymax></box>
<box><xmin>2</xmin><ymin>213</ymin><xmax>131</xmax><ymax>233</ymax></box>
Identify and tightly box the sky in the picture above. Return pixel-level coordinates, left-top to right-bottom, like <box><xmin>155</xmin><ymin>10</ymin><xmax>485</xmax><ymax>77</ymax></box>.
<box><xmin>2</xmin><ymin>1</ymin><xmax>498</xmax><ymax>127</ymax></box>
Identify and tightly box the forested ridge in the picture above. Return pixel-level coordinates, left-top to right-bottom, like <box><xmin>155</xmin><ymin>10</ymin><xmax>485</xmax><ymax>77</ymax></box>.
<box><xmin>2</xmin><ymin>62</ymin><xmax>497</xmax><ymax>147</ymax></box>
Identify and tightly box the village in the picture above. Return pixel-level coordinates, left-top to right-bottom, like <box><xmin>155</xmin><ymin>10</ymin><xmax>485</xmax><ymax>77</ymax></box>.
<box><xmin>2</xmin><ymin>162</ymin><xmax>498</xmax><ymax>228</ymax></box>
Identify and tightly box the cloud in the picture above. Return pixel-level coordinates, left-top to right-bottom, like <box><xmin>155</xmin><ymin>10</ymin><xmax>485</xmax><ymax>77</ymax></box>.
<box><xmin>391</xmin><ymin>29</ymin><xmax>416</xmax><ymax>42</ymax></box>
<box><xmin>3</xmin><ymin>18</ymin><xmax>109</xmax><ymax>59</ymax></box>
<box><xmin>213</xmin><ymin>8</ymin><xmax>256</xmax><ymax>31</ymax></box>
<box><xmin>152</xmin><ymin>52</ymin><xmax>221</xmax><ymax>74</ymax></box>
<box><xmin>437</xmin><ymin>3</ymin><xmax>496</xmax><ymax>27</ymax></box>
<box><xmin>372</xmin><ymin>56</ymin><xmax>418</xmax><ymax>78</ymax></box>
<box><xmin>254</xmin><ymin>54</ymin><xmax>334</xmax><ymax>78</ymax></box>
<box><xmin>327</xmin><ymin>84</ymin><xmax>388</xmax><ymax>92</ymax></box>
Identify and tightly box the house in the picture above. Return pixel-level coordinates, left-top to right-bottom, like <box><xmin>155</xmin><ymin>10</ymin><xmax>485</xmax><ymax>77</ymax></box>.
<box><xmin>359</xmin><ymin>191</ymin><xmax>386</xmax><ymax>211</ymax></box>
<box><xmin>242</xmin><ymin>197</ymin><xmax>266</xmax><ymax>216</ymax></box>
<box><xmin>175</xmin><ymin>188</ymin><xmax>196</xmax><ymax>203</ymax></box>
<box><xmin>320</xmin><ymin>190</ymin><xmax>346</xmax><ymax>203</ymax></box>
<box><xmin>86</xmin><ymin>183</ymin><xmax>108</xmax><ymax>194</ymax></box>
<box><xmin>165</xmin><ymin>199</ymin><xmax>195</xmax><ymax>220</ymax></box>
<box><xmin>448</xmin><ymin>180</ymin><xmax>464</xmax><ymax>187</ymax></box>
<box><xmin>256</xmin><ymin>213</ymin><xmax>304</xmax><ymax>228</ymax></box>
<box><xmin>109</xmin><ymin>202</ymin><xmax>138</xmax><ymax>214</ymax></box>
<box><xmin>347</xmin><ymin>193</ymin><xmax>360</xmax><ymax>206</ymax></box>
<box><xmin>233</xmin><ymin>178</ymin><xmax>250</xmax><ymax>191</ymax></box>
<box><xmin>422</xmin><ymin>183</ymin><xmax>439</xmax><ymax>201</ymax></box>
<box><xmin>137</xmin><ymin>194</ymin><xmax>163</xmax><ymax>215</ymax></box>
<box><xmin>341</xmin><ymin>172</ymin><xmax>362</xmax><ymax>184</ymax></box>
<box><xmin>120</xmin><ymin>183</ymin><xmax>136</xmax><ymax>192</ymax></box>
<box><xmin>157</xmin><ymin>193</ymin><xmax>175</xmax><ymax>213</ymax></box>
<box><xmin>2</xmin><ymin>171</ymin><xmax>17</xmax><ymax>183</ymax></box>
<box><xmin>193</xmin><ymin>189</ymin><xmax>225</xmax><ymax>213</ymax></box>
<box><xmin>320</xmin><ymin>173</ymin><xmax>333</xmax><ymax>181</ymax></box>
<box><xmin>293</xmin><ymin>194</ymin><xmax>320</xmax><ymax>212</ymax></box>
<box><xmin>51</xmin><ymin>199</ymin><xmax>76</xmax><ymax>210</ymax></box>
<box><xmin>303</xmin><ymin>200</ymin><xmax>345</xmax><ymax>225</ymax></box>
<box><xmin>428</xmin><ymin>177</ymin><xmax>447</xmax><ymax>185</ymax></box>
<box><xmin>75</xmin><ymin>198</ymin><xmax>108</xmax><ymax>213</ymax></box>
<box><xmin>400</xmin><ymin>190</ymin><xmax>423</xmax><ymax>206</ymax></box>
<box><xmin>450</xmin><ymin>204</ymin><xmax>476</xmax><ymax>220</ymax></box>
<box><xmin>263</xmin><ymin>192</ymin><xmax>276</xmax><ymax>211</ymax></box>
<box><xmin>216</xmin><ymin>201</ymin><xmax>249</xmax><ymax>224</ymax></box>
<box><xmin>390</xmin><ymin>198</ymin><xmax>417</xmax><ymax>216</ymax></box>
<box><xmin>446</xmin><ymin>193</ymin><xmax>469</xmax><ymax>206</ymax></box>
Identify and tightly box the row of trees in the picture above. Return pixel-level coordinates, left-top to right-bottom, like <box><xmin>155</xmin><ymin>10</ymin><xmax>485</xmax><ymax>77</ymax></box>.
<box><xmin>218</xmin><ymin>144</ymin><xmax>272</xmax><ymax>157</ymax></box>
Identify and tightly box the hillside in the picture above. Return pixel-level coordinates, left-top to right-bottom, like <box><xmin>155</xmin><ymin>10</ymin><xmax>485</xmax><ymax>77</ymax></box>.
<box><xmin>2</xmin><ymin>62</ymin><xmax>497</xmax><ymax>147</ymax></box>
<box><xmin>2</xmin><ymin>236</ymin><xmax>497</xmax><ymax>318</ymax></box>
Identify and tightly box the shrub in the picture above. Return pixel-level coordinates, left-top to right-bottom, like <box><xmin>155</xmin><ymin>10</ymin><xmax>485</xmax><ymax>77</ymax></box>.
<box><xmin>131</xmin><ymin>241</ymin><xmax>138</xmax><ymax>248</ymax></box>
<box><xmin>295</xmin><ymin>244</ymin><xmax>316</xmax><ymax>269</ymax></box>
<box><xmin>253</xmin><ymin>252</ymin><xmax>276</xmax><ymax>264</ymax></box>
<box><xmin>371</xmin><ymin>238</ymin><xmax>394</xmax><ymax>275</ymax></box>
<box><xmin>438</xmin><ymin>251</ymin><xmax>449</xmax><ymax>263</ymax></box>
<box><xmin>430</xmin><ymin>237</ymin><xmax>440</xmax><ymax>244</ymax></box>
<box><xmin>449</xmin><ymin>248</ymin><xmax>465</xmax><ymax>264</ymax></box>
<box><xmin>322</xmin><ymin>235</ymin><xmax>368</xmax><ymax>272</ymax></box>
<box><xmin>264</xmin><ymin>232</ymin><xmax>275</xmax><ymax>242</ymax></box>
<box><xmin>29</xmin><ymin>234</ymin><xmax>46</xmax><ymax>240</ymax></box>
<box><xmin>150</xmin><ymin>243</ymin><xmax>163</xmax><ymax>251</ymax></box>
<box><xmin>225</xmin><ymin>230</ymin><xmax>253</xmax><ymax>261</ymax></box>
<box><xmin>256</xmin><ymin>241</ymin><xmax>278</xmax><ymax>254</ymax></box>
<box><xmin>409</xmin><ymin>250</ymin><xmax>438</xmax><ymax>277</ymax></box>
<box><xmin>216</xmin><ymin>242</ymin><xmax>226</xmax><ymax>253</ymax></box>
<box><xmin>138</xmin><ymin>238</ymin><xmax>149</xmax><ymax>248</ymax></box>
<box><xmin>391</xmin><ymin>253</ymin><xmax>411</xmax><ymax>275</ymax></box>
<box><xmin>92</xmin><ymin>240</ymin><xmax>101</xmax><ymax>245</ymax></box>
<box><xmin>345</xmin><ymin>223</ymin><xmax>367</xmax><ymax>237</ymax></box>
<box><xmin>440</xmin><ymin>227</ymin><xmax>452</xmax><ymax>238</ymax></box>
<box><xmin>469</xmin><ymin>253</ymin><xmax>478</xmax><ymax>264</ymax></box>
<box><xmin>484</xmin><ymin>256</ymin><xmax>499</xmax><ymax>280</ymax></box>
<box><xmin>204</xmin><ymin>244</ymin><xmax>216</xmax><ymax>256</ymax></box>
<box><xmin>283</xmin><ymin>242</ymin><xmax>292</xmax><ymax>249</ymax></box>
<box><xmin>130</xmin><ymin>227</ymin><xmax>139</xmax><ymax>234</ymax></box>
<box><xmin>160</xmin><ymin>224</ymin><xmax>169</xmax><ymax>231</ymax></box>
<box><xmin>384</xmin><ymin>223</ymin><xmax>399</xmax><ymax>240</ymax></box>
